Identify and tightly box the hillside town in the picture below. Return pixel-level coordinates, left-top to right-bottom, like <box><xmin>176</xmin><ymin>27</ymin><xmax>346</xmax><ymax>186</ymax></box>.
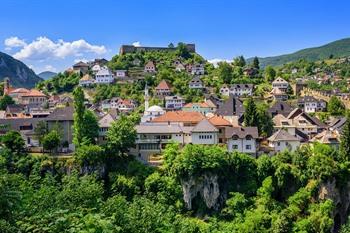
<box><xmin>0</xmin><ymin>43</ymin><xmax>349</xmax><ymax>166</ymax></box>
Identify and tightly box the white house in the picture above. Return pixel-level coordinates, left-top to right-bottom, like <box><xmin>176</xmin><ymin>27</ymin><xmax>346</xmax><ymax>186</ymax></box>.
<box><xmin>91</xmin><ymin>64</ymin><xmax>102</xmax><ymax>74</ymax></box>
<box><xmin>95</xmin><ymin>68</ymin><xmax>115</xmax><ymax>84</ymax></box>
<box><xmin>272</xmin><ymin>77</ymin><xmax>289</xmax><ymax>92</ymax></box>
<box><xmin>116</xmin><ymin>70</ymin><xmax>127</xmax><ymax>78</ymax></box>
<box><xmin>191</xmin><ymin>119</ymin><xmax>219</xmax><ymax>145</ymax></box>
<box><xmin>268</xmin><ymin>129</ymin><xmax>301</xmax><ymax>153</ymax></box>
<box><xmin>191</xmin><ymin>64</ymin><xmax>205</xmax><ymax>75</ymax></box>
<box><xmin>175</xmin><ymin>63</ymin><xmax>186</xmax><ymax>72</ymax></box>
<box><xmin>189</xmin><ymin>76</ymin><xmax>204</xmax><ymax>89</ymax></box>
<box><xmin>220</xmin><ymin>84</ymin><xmax>254</xmax><ymax>97</ymax></box>
<box><xmin>297</xmin><ymin>96</ymin><xmax>327</xmax><ymax>113</ymax></box>
<box><xmin>225</xmin><ymin>127</ymin><xmax>259</xmax><ymax>155</ymax></box>
<box><xmin>165</xmin><ymin>95</ymin><xmax>185</xmax><ymax>110</ymax></box>
<box><xmin>144</xmin><ymin>61</ymin><xmax>156</xmax><ymax>73</ymax></box>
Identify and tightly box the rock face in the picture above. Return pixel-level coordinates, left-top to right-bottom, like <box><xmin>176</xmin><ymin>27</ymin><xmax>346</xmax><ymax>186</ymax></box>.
<box><xmin>318</xmin><ymin>179</ymin><xmax>350</xmax><ymax>232</ymax></box>
<box><xmin>0</xmin><ymin>52</ymin><xmax>42</xmax><ymax>88</ymax></box>
<box><xmin>182</xmin><ymin>173</ymin><xmax>225</xmax><ymax>211</ymax></box>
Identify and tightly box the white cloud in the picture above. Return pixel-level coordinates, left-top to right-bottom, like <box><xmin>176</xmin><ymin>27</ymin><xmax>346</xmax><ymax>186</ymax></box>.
<box><xmin>5</xmin><ymin>36</ymin><xmax>107</xmax><ymax>61</ymax></box>
<box><xmin>44</xmin><ymin>65</ymin><xmax>57</xmax><ymax>72</ymax></box>
<box><xmin>132</xmin><ymin>41</ymin><xmax>141</xmax><ymax>47</ymax></box>
<box><xmin>207</xmin><ymin>58</ymin><xmax>231</xmax><ymax>67</ymax></box>
<box><xmin>4</xmin><ymin>36</ymin><xmax>27</xmax><ymax>49</ymax></box>
<box><xmin>74</xmin><ymin>58</ymin><xmax>89</xmax><ymax>64</ymax></box>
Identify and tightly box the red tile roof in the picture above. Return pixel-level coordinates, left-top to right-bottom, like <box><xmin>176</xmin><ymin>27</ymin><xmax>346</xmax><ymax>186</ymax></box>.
<box><xmin>152</xmin><ymin>111</ymin><xmax>205</xmax><ymax>124</ymax></box>
<box><xmin>21</xmin><ymin>89</ymin><xmax>47</xmax><ymax>97</ymax></box>
<box><xmin>155</xmin><ymin>80</ymin><xmax>172</xmax><ymax>90</ymax></box>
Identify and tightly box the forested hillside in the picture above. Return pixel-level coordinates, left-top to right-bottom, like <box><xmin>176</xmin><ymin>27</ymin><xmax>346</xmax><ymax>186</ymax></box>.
<box><xmin>250</xmin><ymin>38</ymin><xmax>350</xmax><ymax>67</ymax></box>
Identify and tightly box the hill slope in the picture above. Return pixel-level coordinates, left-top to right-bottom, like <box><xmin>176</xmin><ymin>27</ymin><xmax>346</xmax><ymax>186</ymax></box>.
<box><xmin>0</xmin><ymin>52</ymin><xmax>43</xmax><ymax>88</ymax></box>
<box><xmin>38</xmin><ymin>71</ymin><xmax>57</xmax><ymax>80</ymax></box>
<box><xmin>253</xmin><ymin>38</ymin><xmax>350</xmax><ymax>67</ymax></box>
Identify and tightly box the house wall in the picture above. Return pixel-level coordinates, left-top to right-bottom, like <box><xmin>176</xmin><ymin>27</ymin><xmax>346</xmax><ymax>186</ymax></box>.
<box><xmin>269</xmin><ymin>140</ymin><xmax>300</xmax><ymax>152</ymax></box>
<box><xmin>191</xmin><ymin>132</ymin><xmax>218</xmax><ymax>144</ymax></box>
<box><xmin>227</xmin><ymin>138</ymin><xmax>257</xmax><ymax>154</ymax></box>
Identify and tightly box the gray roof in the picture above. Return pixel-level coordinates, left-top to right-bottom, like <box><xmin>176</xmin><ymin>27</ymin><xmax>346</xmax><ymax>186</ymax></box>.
<box><xmin>0</xmin><ymin>118</ymin><xmax>44</xmax><ymax>132</ymax></box>
<box><xmin>215</xmin><ymin>95</ymin><xmax>244</xmax><ymax>116</ymax></box>
<box><xmin>46</xmin><ymin>106</ymin><xmax>74</xmax><ymax>121</ymax></box>
<box><xmin>192</xmin><ymin>119</ymin><xmax>218</xmax><ymax>132</ymax></box>
<box><xmin>225</xmin><ymin>126</ymin><xmax>258</xmax><ymax>139</ymax></box>
<box><xmin>268</xmin><ymin>129</ymin><xmax>299</xmax><ymax>142</ymax></box>
<box><xmin>329</xmin><ymin>117</ymin><xmax>347</xmax><ymax>132</ymax></box>
<box><xmin>230</xmin><ymin>84</ymin><xmax>254</xmax><ymax>89</ymax></box>
<box><xmin>6</xmin><ymin>104</ymin><xmax>24</xmax><ymax>114</ymax></box>
<box><xmin>136</xmin><ymin>123</ymin><xmax>183</xmax><ymax>134</ymax></box>
<box><xmin>268</xmin><ymin>101</ymin><xmax>293</xmax><ymax>117</ymax></box>
<box><xmin>189</xmin><ymin>76</ymin><xmax>202</xmax><ymax>84</ymax></box>
<box><xmin>297</xmin><ymin>96</ymin><xmax>326</xmax><ymax>104</ymax></box>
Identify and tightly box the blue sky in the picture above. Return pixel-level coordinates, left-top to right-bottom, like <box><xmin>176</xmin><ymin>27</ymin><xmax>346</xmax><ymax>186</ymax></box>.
<box><xmin>1</xmin><ymin>0</ymin><xmax>349</xmax><ymax>73</ymax></box>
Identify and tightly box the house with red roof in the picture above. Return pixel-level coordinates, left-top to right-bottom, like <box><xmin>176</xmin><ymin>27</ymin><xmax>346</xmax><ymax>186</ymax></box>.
<box><xmin>155</xmin><ymin>80</ymin><xmax>172</xmax><ymax>97</ymax></box>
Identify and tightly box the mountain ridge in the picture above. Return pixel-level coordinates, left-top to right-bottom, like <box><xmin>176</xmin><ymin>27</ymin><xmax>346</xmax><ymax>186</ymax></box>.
<box><xmin>248</xmin><ymin>37</ymin><xmax>350</xmax><ymax>67</ymax></box>
<box><xmin>0</xmin><ymin>51</ymin><xmax>43</xmax><ymax>88</ymax></box>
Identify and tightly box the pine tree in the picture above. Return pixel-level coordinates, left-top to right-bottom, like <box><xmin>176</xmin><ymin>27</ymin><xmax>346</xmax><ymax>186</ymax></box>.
<box><xmin>244</xmin><ymin>98</ymin><xmax>259</xmax><ymax>127</ymax></box>
<box><xmin>340</xmin><ymin>116</ymin><xmax>350</xmax><ymax>160</ymax></box>
<box><xmin>252</xmin><ymin>56</ymin><xmax>260</xmax><ymax>70</ymax></box>
<box><xmin>73</xmin><ymin>87</ymin><xmax>85</xmax><ymax>146</ymax></box>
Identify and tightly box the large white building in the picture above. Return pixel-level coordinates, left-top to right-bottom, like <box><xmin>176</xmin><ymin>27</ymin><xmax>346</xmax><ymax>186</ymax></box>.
<box><xmin>225</xmin><ymin>127</ymin><xmax>259</xmax><ymax>156</ymax></box>
<box><xmin>95</xmin><ymin>68</ymin><xmax>115</xmax><ymax>84</ymax></box>
<box><xmin>297</xmin><ymin>96</ymin><xmax>327</xmax><ymax>113</ymax></box>
<box><xmin>220</xmin><ymin>84</ymin><xmax>254</xmax><ymax>97</ymax></box>
<box><xmin>268</xmin><ymin>129</ymin><xmax>300</xmax><ymax>153</ymax></box>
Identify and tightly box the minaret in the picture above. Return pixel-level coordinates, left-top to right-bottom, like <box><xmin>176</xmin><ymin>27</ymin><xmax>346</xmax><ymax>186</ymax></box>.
<box><xmin>144</xmin><ymin>83</ymin><xmax>149</xmax><ymax>111</ymax></box>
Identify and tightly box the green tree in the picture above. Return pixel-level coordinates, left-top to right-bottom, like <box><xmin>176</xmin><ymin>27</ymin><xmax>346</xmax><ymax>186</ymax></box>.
<box><xmin>82</xmin><ymin>110</ymin><xmax>99</xmax><ymax>144</ymax></box>
<box><xmin>264</xmin><ymin>66</ymin><xmax>276</xmax><ymax>82</ymax></box>
<box><xmin>340</xmin><ymin>117</ymin><xmax>350</xmax><ymax>160</ymax></box>
<box><xmin>42</xmin><ymin>130</ymin><xmax>61</xmax><ymax>155</ymax></box>
<box><xmin>176</xmin><ymin>42</ymin><xmax>191</xmax><ymax>59</ymax></box>
<box><xmin>244</xmin><ymin>98</ymin><xmax>259</xmax><ymax>127</ymax></box>
<box><xmin>75</xmin><ymin>144</ymin><xmax>104</xmax><ymax>166</ymax></box>
<box><xmin>106</xmin><ymin>115</ymin><xmax>136</xmax><ymax>156</ymax></box>
<box><xmin>327</xmin><ymin>96</ymin><xmax>345</xmax><ymax>116</ymax></box>
<box><xmin>217</xmin><ymin>62</ymin><xmax>233</xmax><ymax>84</ymax></box>
<box><xmin>252</xmin><ymin>56</ymin><xmax>260</xmax><ymax>70</ymax></box>
<box><xmin>73</xmin><ymin>87</ymin><xmax>86</xmax><ymax>146</ymax></box>
<box><xmin>1</xmin><ymin>131</ymin><xmax>25</xmax><ymax>155</ymax></box>
<box><xmin>233</xmin><ymin>55</ymin><xmax>246</xmax><ymax>67</ymax></box>
<box><xmin>0</xmin><ymin>95</ymin><xmax>15</xmax><ymax>110</ymax></box>
<box><xmin>34</xmin><ymin>121</ymin><xmax>47</xmax><ymax>146</ymax></box>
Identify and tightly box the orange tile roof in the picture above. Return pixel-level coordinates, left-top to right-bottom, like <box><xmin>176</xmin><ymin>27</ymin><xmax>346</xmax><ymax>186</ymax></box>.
<box><xmin>183</xmin><ymin>102</ymin><xmax>210</xmax><ymax>108</ymax></box>
<box><xmin>21</xmin><ymin>89</ymin><xmax>47</xmax><ymax>97</ymax></box>
<box><xmin>155</xmin><ymin>80</ymin><xmax>172</xmax><ymax>90</ymax></box>
<box><xmin>10</xmin><ymin>88</ymin><xmax>30</xmax><ymax>94</ymax></box>
<box><xmin>152</xmin><ymin>111</ymin><xmax>205</xmax><ymax>123</ymax></box>
<box><xmin>208</xmin><ymin>115</ymin><xmax>232</xmax><ymax>126</ymax></box>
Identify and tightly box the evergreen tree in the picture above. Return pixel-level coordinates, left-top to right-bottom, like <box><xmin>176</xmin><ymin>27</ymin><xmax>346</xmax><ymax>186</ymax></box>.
<box><xmin>252</xmin><ymin>56</ymin><xmax>260</xmax><ymax>70</ymax></box>
<box><xmin>0</xmin><ymin>95</ymin><xmax>15</xmax><ymax>110</ymax></box>
<box><xmin>340</xmin><ymin>116</ymin><xmax>350</xmax><ymax>160</ymax></box>
<box><xmin>233</xmin><ymin>55</ymin><xmax>246</xmax><ymax>67</ymax></box>
<box><xmin>73</xmin><ymin>87</ymin><xmax>85</xmax><ymax>146</ymax></box>
<box><xmin>264</xmin><ymin>66</ymin><xmax>276</xmax><ymax>82</ymax></box>
<box><xmin>244</xmin><ymin>98</ymin><xmax>259</xmax><ymax>127</ymax></box>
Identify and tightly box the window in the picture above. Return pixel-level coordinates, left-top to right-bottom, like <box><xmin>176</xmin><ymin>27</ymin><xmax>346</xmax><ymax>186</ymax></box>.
<box><xmin>232</xmin><ymin>145</ymin><xmax>238</xmax><ymax>150</ymax></box>
<box><xmin>277</xmin><ymin>142</ymin><xmax>281</xmax><ymax>146</ymax></box>
<box><xmin>246</xmin><ymin>145</ymin><xmax>252</xmax><ymax>150</ymax></box>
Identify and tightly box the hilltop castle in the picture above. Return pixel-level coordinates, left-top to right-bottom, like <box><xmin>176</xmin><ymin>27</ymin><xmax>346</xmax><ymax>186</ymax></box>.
<box><xmin>119</xmin><ymin>43</ymin><xmax>195</xmax><ymax>55</ymax></box>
